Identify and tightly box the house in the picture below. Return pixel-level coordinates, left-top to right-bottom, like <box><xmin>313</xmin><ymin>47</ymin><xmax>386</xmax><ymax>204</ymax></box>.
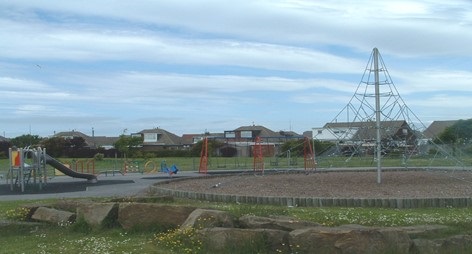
<box><xmin>54</xmin><ymin>131</ymin><xmax>118</xmax><ymax>149</ymax></box>
<box><xmin>313</xmin><ymin>120</ymin><xmax>417</xmax><ymax>155</ymax></box>
<box><xmin>222</xmin><ymin>125</ymin><xmax>304</xmax><ymax>157</ymax></box>
<box><xmin>423</xmin><ymin>120</ymin><xmax>457</xmax><ymax>140</ymax></box>
<box><xmin>224</xmin><ymin>125</ymin><xmax>303</xmax><ymax>142</ymax></box>
<box><xmin>315</xmin><ymin>120</ymin><xmax>415</xmax><ymax>142</ymax></box>
<box><xmin>136</xmin><ymin>128</ymin><xmax>182</xmax><ymax>151</ymax></box>
<box><xmin>181</xmin><ymin>132</ymin><xmax>224</xmax><ymax>148</ymax></box>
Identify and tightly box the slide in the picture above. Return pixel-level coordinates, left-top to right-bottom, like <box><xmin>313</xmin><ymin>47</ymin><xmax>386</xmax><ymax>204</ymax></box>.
<box><xmin>45</xmin><ymin>154</ymin><xmax>97</xmax><ymax>182</ymax></box>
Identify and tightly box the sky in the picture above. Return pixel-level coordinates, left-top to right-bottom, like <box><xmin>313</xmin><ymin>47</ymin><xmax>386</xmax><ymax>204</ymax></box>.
<box><xmin>1</xmin><ymin>0</ymin><xmax>471</xmax><ymax>138</ymax></box>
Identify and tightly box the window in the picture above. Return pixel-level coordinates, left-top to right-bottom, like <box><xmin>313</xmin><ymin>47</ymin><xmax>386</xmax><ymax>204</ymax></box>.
<box><xmin>143</xmin><ymin>133</ymin><xmax>158</xmax><ymax>142</ymax></box>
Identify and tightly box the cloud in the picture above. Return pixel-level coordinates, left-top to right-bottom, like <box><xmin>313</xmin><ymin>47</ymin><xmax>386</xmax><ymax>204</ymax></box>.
<box><xmin>0</xmin><ymin>18</ymin><xmax>364</xmax><ymax>75</ymax></box>
<box><xmin>392</xmin><ymin>70</ymin><xmax>472</xmax><ymax>94</ymax></box>
<box><xmin>0</xmin><ymin>0</ymin><xmax>471</xmax><ymax>137</ymax></box>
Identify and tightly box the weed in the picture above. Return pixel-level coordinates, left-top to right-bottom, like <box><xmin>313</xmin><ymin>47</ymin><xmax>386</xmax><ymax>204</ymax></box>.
<box><xmin>4</xmin><ymin>207</ymin><xmax>30</xmax><ymax>221</ymax></box>
<box><xmin>70</xmin><ymin>216</ymin><xmax>92</xmax><ymax>234</ymax></box>
<box><xmin>153</xmin><ymin>227</ymin><xmax>203</xmax><ymax>254</ymax></box>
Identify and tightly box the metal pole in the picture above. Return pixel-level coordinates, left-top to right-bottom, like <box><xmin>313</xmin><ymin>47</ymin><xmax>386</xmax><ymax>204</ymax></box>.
<box><xmin>373</xmin><ymin>48</ymin><xmax>382</xmax><ymax>184</ymax></box>
<box><xmin>19</xmin><ymin>148</ymin><xmax>25</xmax><ymax>192</ymax></box>
<box><xmin>43</xmin><ymin>148</ymin><xmax>48</xmax><ymax>184</ymax></box>
<box><xmin>8</xmin><ymin>148</ymin><xmax>13</xmax><ymax>191</ymax></box>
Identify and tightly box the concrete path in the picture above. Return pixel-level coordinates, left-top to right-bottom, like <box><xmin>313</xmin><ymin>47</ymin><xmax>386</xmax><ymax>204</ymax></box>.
<box><xmin>0</xmin><ymin>171</ymin><xmax>201</xmax><ymax>201</ymax></box>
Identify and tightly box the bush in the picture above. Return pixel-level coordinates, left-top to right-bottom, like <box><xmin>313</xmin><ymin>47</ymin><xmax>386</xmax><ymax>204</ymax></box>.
<box><xmin>94</xmin><ymin>153</ymin><xmax>104</xmax><ymax>161</ymax></box>
<box><xmin>220</xmin><ymin>146</ymin><xmax>238</xmax><ymax>157</ymax></box>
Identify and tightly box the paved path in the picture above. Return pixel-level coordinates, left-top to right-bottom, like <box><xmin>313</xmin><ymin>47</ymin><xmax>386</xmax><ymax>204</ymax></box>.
<box><xmin>0</xmin><ymin>171</ymin><xmax>201</xmax><ymax>201</ymax></box>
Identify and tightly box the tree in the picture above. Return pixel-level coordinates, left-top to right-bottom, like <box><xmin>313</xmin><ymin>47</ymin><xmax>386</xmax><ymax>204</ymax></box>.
<box><xmin>435</xmin><ymin>119</ymin><xmax>472</xmax><ymax>156</ymax></box>
<box><xmin>0</xmin><ymin>141</ymin><xmax>10</xmax><ymax>159</ymax></box>
<box><xmin>114</xmin><ymin>135</ymin><xmax>143</xmax><ymax>158</ymax></box>
<box><xmin>41</xmin><ymin>137</ymin><xmax>67</xmax><ymax>157</ymax></box>
<box><xmin>437</xmin><ymin>119</ymin><xmax>472</xmax><ymax>144</ymax></box>
<box><xmin>67</xmin><ymin>136</ymin><xmax>87</xmax><ymax>149</ymax></box>
<box><xmin>190</xmin><ymin>139</ymin><xmax>224</xmax><ymax>157</ymax></box>
<box><xmin>10</xmin><ymin>134</ymin><xmax>43</xmax><ymax>147</ymax></box>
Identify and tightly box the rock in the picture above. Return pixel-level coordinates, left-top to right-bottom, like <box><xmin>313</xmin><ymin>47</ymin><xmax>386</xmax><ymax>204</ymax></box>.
<box><xmin>239</xmin><ymin>215</ymin><xmax>320</xmax><ymax>231</ymax></box>
<box><xmin>198</xmin><ymin>227</ymin><xmax>290</xmax><ymax>253</ymax></box>
<box><xmin>412</xmin><ymin>235</ymin><xmax>472</xmax><ymax>254</ymax></box>
<box><xmin>397</xmin><ymin>224</ymin><xmax>449</xmax><ymax>239</ymax></box>
<box><xmin>76</xmin><ymin>203</ymin><xmax>118</xmax><ymax>227</ymax></box>
<box><xmin>117</xmin><ymin>203</ymin><xmax>196</xmax><ymax>230</ymax></box>
<box><xmin>21</xmin><ymin>200</ymin><xmax>89</xmax><ymax>221</ymax></box>
<box><xmin>411</xmin><ymin>239</ymin><xmax>440</xmax><ymax>254</ymax></box>
<box><xmin>31</xmin><ymin>207</ymin><xmax>75</xmax><ymax>224</ymax></box>
<box><xmin>180</xmin><ymin>208</ymin><xmax>235</xmax><ymax>229</ymax></box>
<box><xmin>289</xmin><ymin>226</ymin><xmax>411</xmax><ymax>254</ymax></box>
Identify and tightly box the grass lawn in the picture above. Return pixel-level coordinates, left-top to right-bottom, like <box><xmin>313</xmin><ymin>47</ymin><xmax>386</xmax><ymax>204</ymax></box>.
<box><xmin>2</xmin><ymin>153</ymin><xmax>470</xmax><ymax>178</ymax></box>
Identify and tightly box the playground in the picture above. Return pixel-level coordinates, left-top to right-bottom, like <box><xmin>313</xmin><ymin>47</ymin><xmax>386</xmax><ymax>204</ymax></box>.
<box><xmin>2</xmin><ymin>129</ymin><xmax>471</xmax><ymax>205</ymax></box>
<box><xmin>2</xmin><ymin>48</ymin><xmax>472</xmax><ymax>207</ymax></box>
<box><xmin>0</xmin><ymin>147</ymin><xmax>190</xmax><ymax>200</ymax></box>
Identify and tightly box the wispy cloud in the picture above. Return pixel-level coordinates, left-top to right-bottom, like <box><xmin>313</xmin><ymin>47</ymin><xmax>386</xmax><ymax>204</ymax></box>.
<box><xmin>0</xmin><ymin>0</ymin><xmax>471</xmax><ymax>137</ymax></box>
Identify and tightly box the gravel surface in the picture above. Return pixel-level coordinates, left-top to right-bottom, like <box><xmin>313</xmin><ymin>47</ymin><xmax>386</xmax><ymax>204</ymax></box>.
<box><xmin>159</xmin><ymin>170</ymin><xmax>472</xmax><ymax>198</ymax></box>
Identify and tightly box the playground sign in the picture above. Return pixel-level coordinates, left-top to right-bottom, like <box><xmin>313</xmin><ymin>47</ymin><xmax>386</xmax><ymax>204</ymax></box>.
<box><xmin>11</xmin><ymin>150</ymin><xmax>21</xmax><ymax>167</ymax></box>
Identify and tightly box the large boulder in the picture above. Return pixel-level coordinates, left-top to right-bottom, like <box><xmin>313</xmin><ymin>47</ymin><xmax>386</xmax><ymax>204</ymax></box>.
<box><xmin>289</xmin><ymin>226</ymin><xmax>411</xmax><ymax>254</ymax></box>
<box><xmin>31</xmin><ymin>207</ymin><xmax>75</xmax><ymax>224</ymax></box>
<box><xmin>117</xmin><ymin>203</ymin><xmax>196</xmax><ymax>230</ymax></box>
<box><xmin>198</xmin><ymin>227</ymin><xmax>290</xmax><ymax>253</ymax></box>
<box><xmin>76</xmin><ymin>203</ymin><xmax>118</xmax><ymax>227</ymax></box>
<box><xmin>239</xmin><ymin>215</ymin><xmax>320</xmax><ymax>231</ymax></box>
<box><xmin>397</xmin><ymin>224</ymin><xmax>449</xmax><ymax>239</ymax></box>
<box><xmin>412</xmin><ymin>235</ymin><xmax>472</xmax><ymax>254</ymax></box>
<box><xmin>180</xmin><ymin>208</ymin><xmax>236</xmax><ymax>229</ymax></box>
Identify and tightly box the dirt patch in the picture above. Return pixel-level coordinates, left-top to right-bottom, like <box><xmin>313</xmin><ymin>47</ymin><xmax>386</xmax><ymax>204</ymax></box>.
<box><xmin>160</xmin><ymin>170</ymin><xmax>472</xmax><ymax>199</ymax></box>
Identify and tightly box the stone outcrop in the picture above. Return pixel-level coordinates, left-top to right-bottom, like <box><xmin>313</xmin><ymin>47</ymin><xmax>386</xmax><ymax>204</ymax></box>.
<box><xmin>198</xmin><ymin>227</ymin><xmax>291</xmax><ymax>253</ymax></box>
<box><xmin>289</xmin><ymin>225</ymin><xmax>411</xmax><ymax>254</ymax></box>
<box><xmin>76</xmin><ymin>203</ymin><xmax>118</xmax><ymax>227</ymax></box>
<box><xmin>412</xmin><ymin>235</ymin><xmax>472</xmax><ymax>254</ymax></box>
<box><xmin>180</xmin><ymin>208</ymin><xmax>236</xmax><ymax>229</ymax></box>
<box><xmin>23</xmin><ymin>200</ymin><xmax>472</xmax><ymax>253</ymax></box>
<box><xmin>117</xmin><ymin>203</ymin><xmax>196</xmax><ymax>230</ymax></box>
<box><xmin>239</xmin><ymin>215</ymin><xmax>320</xmax><ymax>231</ymax></box>
<box><xmin>31</xmin><ymin>207</ymin><xmax>75</xmax><ymax>224</ymax></box>
<box><xmin>398</xmin><ymin>224</ymin><xmax>450</xmax><ymax>239</ymax></box>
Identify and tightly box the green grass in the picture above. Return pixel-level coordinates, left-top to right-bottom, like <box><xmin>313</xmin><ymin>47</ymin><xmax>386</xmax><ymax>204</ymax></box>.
<box><xmin>0</xmin><ymin>225</ymin><xmax>159</xmax><ymax>254</ymax></box>
<box><xmin>1</xmin><ymin>199</ymin><xmax>472</xmax><ymax>253</ymax></box>
<box><xmin>2</xmin><ymin>153</ymin><xmax>471</xmax><ymax>178</ymax></box>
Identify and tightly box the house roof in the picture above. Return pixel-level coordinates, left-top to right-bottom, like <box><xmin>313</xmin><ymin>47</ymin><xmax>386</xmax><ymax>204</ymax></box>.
<box><xmin>138</xmin><ymin>128</ymin><xmax>182</xmax><ymax>145</ymax></box>
<box><xmin>234</xmin><ymin>125</ymin><xmax>283</xmax><ymax>137</ymax></box>
<box><xmin>181</xmin><ymin>133</ymin><xmax>225</xmax><ymax>145</ymax></box>
<box><xmin>423</xmin><ymin>120</ymin><xmax>457</xmax><ymax>139</ymax></box>
<box><xmin>181</xmin><ymin>134</ymin><xmax>199</xmax><ymax>145</ymax></box>
<box><xmin>278</xmin><ymin>130</ymin><xmax>303</xmax><ymax>138</ymax></box>
<box><xmin>324</xmin><ymin>120</ymin><xmax>412</xmax><ymax>141</ymax></box>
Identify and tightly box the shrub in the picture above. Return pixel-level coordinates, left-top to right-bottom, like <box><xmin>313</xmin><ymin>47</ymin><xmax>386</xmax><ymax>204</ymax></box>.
<box><xmin>94</xmin><ymin>153</ymin><xmax>104</xmax><ymax>161</ymax></box>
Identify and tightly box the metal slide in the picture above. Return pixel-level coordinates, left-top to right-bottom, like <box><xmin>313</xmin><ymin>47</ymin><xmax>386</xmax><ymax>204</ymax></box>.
<box><xmin>45</xmin><ymin>154</ymin><xmax>97</xmax><ymax>182</ymax></box>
